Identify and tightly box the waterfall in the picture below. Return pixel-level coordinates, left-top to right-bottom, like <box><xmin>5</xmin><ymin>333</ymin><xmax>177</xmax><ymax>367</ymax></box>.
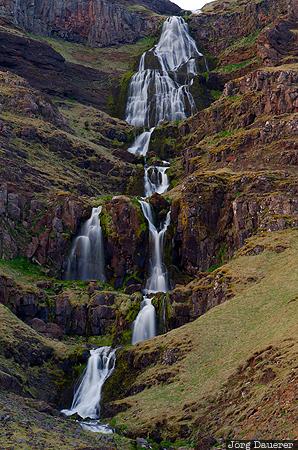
<box><xmin>129</xmin><ymin>17</ymin><xmax>202</xmax><ymax>344</ymax></box>
<box><xmin>139</xmin><ymin>200</ymin><xmax>171</xmax><ymax>294</ymax></box>
<box><xmin>144</xmin><ymin>165</ymin><xmax>169</xmax><ymax>197</ymax></box>
<box><xmin>132</xmin><ymin>296</ymin><xmax>156</xmax><ymax>345</ymax></box>
<box><xmin>126</xmin><ymin>16</ymin><xmax>202</xmax><ymax>133</ymax></box>
<box><xmin>61</xmin><ymin>347</ymin><xmax>116</xmax><ymax>433</ymax></box>
<box><xmin>128</xmin><ymin>128</ymin><xmax>155</xmax><ymax>156</ymax></box>
<box><xmin>65</xmin><ymin>207</ymin><xmax>106</xmax><ymax>281</ymax></box>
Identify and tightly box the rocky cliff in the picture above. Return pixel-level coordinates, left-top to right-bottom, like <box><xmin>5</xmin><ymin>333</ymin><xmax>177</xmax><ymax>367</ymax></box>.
<box><xmin>0</xmin><ymin>0</ymin><xmax>180</xmax><ymax>47</ymax></box>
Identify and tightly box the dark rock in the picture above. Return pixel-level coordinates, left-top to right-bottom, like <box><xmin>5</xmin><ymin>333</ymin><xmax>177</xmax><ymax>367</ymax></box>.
<box><xmin>102</xmin><ymin>196</ymin><xmax>148</xmax><ymax>287</ymax></box>
<box><xmin>0</xmin><ymin>370</ymin><xmax>22</xmax><ymax>393</ymax></box>
<box><xmin>44</xmin><ymin>323</ymin><xmax>63</xmax><ymax>340</ymax></box>
<box><xmin>136</xmin><ymin>437</ymin><xmax>151</xmax><ymax>449</ymax></box>
<box><xmin>125</xmin><ymin>284</ymin><xmax>142</xmax><ymax>295</ymax></box>
<box><xmin>0</xmin><ymin>31</ymin><xmax>114</xmax><ymax>111</ymax></box>
<box><xmin>0</xmin><ymin>0</ymin><xmax>176</xmax><ymax>48</ymax></box>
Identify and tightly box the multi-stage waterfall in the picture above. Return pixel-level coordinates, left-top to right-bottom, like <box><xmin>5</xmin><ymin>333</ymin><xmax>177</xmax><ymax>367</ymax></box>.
<box><xmin>129</xmin><ymin>16</ymin><xmax>202</xmax><ymax>344</ymax></box>
<box><xmin>62</xmin><ymin>347</ymin><xmax>116</xmax><ymax>433</ymax></box>
<box><xmin>62</xmin><ymin>16</ymin><xmax>202</xmax><ymax>431</ymax></box>
<box><xmin>65</xmin><ymin>207</ymin><xmax>106</xmax><ymax>281</ymax></box>
<box><xmin>131</xmin><ymin>201</ymin><xmax>171</xmax><ymax>344</ymax></box>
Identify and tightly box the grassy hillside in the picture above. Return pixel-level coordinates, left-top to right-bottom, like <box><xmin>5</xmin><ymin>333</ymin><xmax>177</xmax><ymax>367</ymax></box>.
<box><xmin>105</xmin><ymin>230</ymin><xmax>298</xmax><ymax>444</ymax></box>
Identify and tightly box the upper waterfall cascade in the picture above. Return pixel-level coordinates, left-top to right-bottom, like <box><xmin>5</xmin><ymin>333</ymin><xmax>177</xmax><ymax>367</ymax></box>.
<box><xmin>126</xmin><ymin>16</ymin><xmax>202</xmax><ymax>131</ymax></box>
<box><xmin>65</xmin><ymin>207</ymin><xmax>106</xmax><ymax>281</ymax></box>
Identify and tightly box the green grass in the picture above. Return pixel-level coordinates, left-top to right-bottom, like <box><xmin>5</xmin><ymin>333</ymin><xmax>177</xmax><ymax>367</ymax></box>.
<box><xmin>0</xmin><ymin>257</ymin><xmax>47</xmax><ymax>285</ymax></box>
<box><xmin>224</xmin><ymin>31</ymin><xmax>261</xmax><ymax>53</ymax></box>
<box><xmin>28</xmin><ymin>33</ymin><xmax>156</xmax><ymax>74</ymax></box>
<box><xmin>109</xmin><ymin>229</ymin><xmax>298</xmax><ymax>438</ymax></box>
<box><xmin>218</xmin><ymin>58</ymin><xmax>257</xmax><ymax>73</ymax></box>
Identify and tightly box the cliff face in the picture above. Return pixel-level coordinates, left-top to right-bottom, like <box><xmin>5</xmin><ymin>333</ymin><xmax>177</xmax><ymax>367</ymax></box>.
<box><xmin>190</xmin><ymin>0</ymin><xmax>288</xmax><ymax>55</ymax></box>
<box><xmin>0</xmin><ymin>0</ymin><xmax>180</xmax><ymax>47</ymax></box>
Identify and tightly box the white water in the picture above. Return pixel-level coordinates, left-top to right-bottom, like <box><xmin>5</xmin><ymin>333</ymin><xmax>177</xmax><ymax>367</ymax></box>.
<box><xmin>154</xmin><ymin>16</ymin><xmax>202</xmax><ymax>73</ymax></box>
<box><xmin>132</xmin><ymin>296</ymin><xmax>156</xmax><ymax>345</ymax></box>
<box><xmin>129</xmin><ymin>17</ymin><xmax>202</xmax><ymax>343</ymax></box>
<box><xmin>65</xmin><ymin>207</ymin><xmax>106</xmax><ymax>281</ymax></box>
<box><xmin>128</xmin><ymin>128</ymin><xmax>155</xmax><ymax>156</ymax></box>
<box><xmin>144</xmin><ymin>166</ymin><xmax>169</xmax><ymax>197</ymax></box>
<box><xmin>126</xmin><ymin>16</ymin><xmax>202</xmax><ymax>132</ymax></box>
<box><xmin>61</xmin><ymin>347</ymin><xmax>116</xmax><ymax>433</ymax></box>
<box><xmin>132</xmin><ymin>202</ymin><xmax>171</xmax><ymax>344</ymax></box>
<box><xmin>140</xmin><ymin>200</ymin><xmax>171</xmax><ymax>294</ymax></box>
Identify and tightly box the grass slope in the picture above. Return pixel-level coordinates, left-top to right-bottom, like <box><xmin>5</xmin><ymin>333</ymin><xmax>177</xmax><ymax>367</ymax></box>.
<box><xmin>109</xmin><ymin>230</ymin><xmax>298</xmax><ymax>442</ymax></box>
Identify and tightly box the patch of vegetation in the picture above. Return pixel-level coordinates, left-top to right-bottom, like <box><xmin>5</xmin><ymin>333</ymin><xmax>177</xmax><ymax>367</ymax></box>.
<box><xmin>111</xmin><ymin>70</ymin><xmax>134</xmax><ymax>118</ymax></box>
<box><xmin>227</xmin><ymin>30</ymin><xmax>261</xmax><ymax>51</ymax></box>
<box><xmin>28</xmin><ymin>33</ymin><xmax>156</xmax><ymax>74</ymax></box>
<box><xmin>0</xmin><ymin>257</ymin><xmax>47</xmax><ymax>285</ymax></box>
<box><xmin>210</xmin><ymin>89</ymin><xmax>222</xmax><ymax>101</ymax></box>
<box><xmin>218</xmin><ymin>58</ymin><xmax>257</xmax><ymax>74</ymax></box>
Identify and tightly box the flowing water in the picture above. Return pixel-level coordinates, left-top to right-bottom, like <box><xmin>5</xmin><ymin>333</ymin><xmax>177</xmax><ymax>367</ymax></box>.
<box><xmin>61</xmin><ymin>347</ymin><xmax>116</xmax><ymax>433</ymax></box>
<box><xmin>128</xmin><ymin>127</ymin><xmax>155</xmax><ymax>156</ymax></box>
<box><xmin>144</xmin><ymin>165</ymin><xmax>169</xmax><ymax>197</ymax></box>
<box><xmin>132</xmin><ymin>201</ymin><xmax>171</xmax><ymax>344</ymax></box>
<box><xmin>62</xmin><ymin>16</ymin><xmax>202</xmax><ymax>430</ymax></box>
<box><xmin>140</xmin><ymin>200</ymin><xmax>171</xmax><ymax>294</ymax></box>
<box><xmin>126</xmin><ymin>16</ymin><xmax>202</xmax><ymax>132</ymax></box>
<box><xmin>129</xmin><ymin>16</ymin><xmax>202</xmax><ymax>343</ymax></box>
<box><xmin>132</xmin><ymin>296</ymin><xmax>156</xmax><ymax>344</ymax></box>
<box><xmin>65</xmin><ymin>207</ymin><xmax>106</xmax><ymax>281</ymax></box>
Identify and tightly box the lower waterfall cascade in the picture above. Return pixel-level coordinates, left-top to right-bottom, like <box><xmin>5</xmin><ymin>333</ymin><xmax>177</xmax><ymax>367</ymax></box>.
<box><xmin>61</xmin><ymin>347</ymin><xmax>116</xmax><ymax>433</ymax></box>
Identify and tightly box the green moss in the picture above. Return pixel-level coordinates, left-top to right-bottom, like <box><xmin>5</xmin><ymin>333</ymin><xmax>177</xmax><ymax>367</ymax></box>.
<box><xmin>226</xmin><ymin>31</ymin><xmax>261</xmax><ymax>52</ymax></box>
<box><xmin>190</xmin><ymin>75</ymin><xmax>217</xmax><ymax>111</ymax></box>
<box><xmin>210</xmin><ymin>89</ymin><xmax>222</xmax><ymax>101</ymax></box>
<box><xmin>0</xmin><ymin>257</ymin><xmax>48</xmax><ymax>289</ymax></box>
<box><xmin>218</xmin><ymin>58</ymin><xmax>258</xmax><ymax>74</ymax></box>
<box><xmin>102</xmin><ymin>348</ymin><xmax>134</xmax><ymax>406</ymax></box>
<box><xmin>111</xmin><ymin>70</ymin><xmax>134</xmax><ymax>119</ymax></box>
<box><xmin>100</xmin><ymin>207</ymin><xmax>116</xmax><ymax>239</ymax></box>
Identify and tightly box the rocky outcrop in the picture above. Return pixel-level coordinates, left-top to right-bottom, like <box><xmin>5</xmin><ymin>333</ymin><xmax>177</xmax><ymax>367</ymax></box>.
<box><xmin>101</xmin><ymin>196</ymin><xmax>148</xmax><ymax>288</ymax></box>
<box><xmin>223</xmin><ymin>69</ymin><xmax>298</xmax><ymax>115</ymax></box>
<box><xmin>257</xmin><ymin>16</ymin><xmax>298</xmax><ymax>66</ymax></box>
<box><xmin>190</xmin><ymin>0</ymin><xmax>288</xmax><ymax>55</ymax></box>
<box><xmin>0</xmin><ymin>272</ymin><xmax>142</xmax><ymax>340</ymax></box>
<box><xmin>170</xmin><ymin>173</ymin><xmax>298</xmax><ymax>275</ymax></box>
<box><xmin>26</xmin><ymin>196</ymin><xmax>89</xmax><ymax>275</ymax></box>
<box><xmin>0</xmin><ymin>31</ymin><xmax>114</xmax><ymax>111</ymax></box>
<box><xmin>152</xmin><ymin>270</ymin><xmax>233</xmax><ymax>333</ymax></box>
<box><xmin>0</xmin><ymin>0</ymin><xmax>177</xmax><ymax>47</ymax></box>
<box><xmin>0</xmin><ymin>185</ymin><xmax>89</xmax><ymax>269</ymax></box>
<box><xmin>0</xmin><ymin>71</ymin><xmax>67</xmax><ymax>128</ymax></box>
